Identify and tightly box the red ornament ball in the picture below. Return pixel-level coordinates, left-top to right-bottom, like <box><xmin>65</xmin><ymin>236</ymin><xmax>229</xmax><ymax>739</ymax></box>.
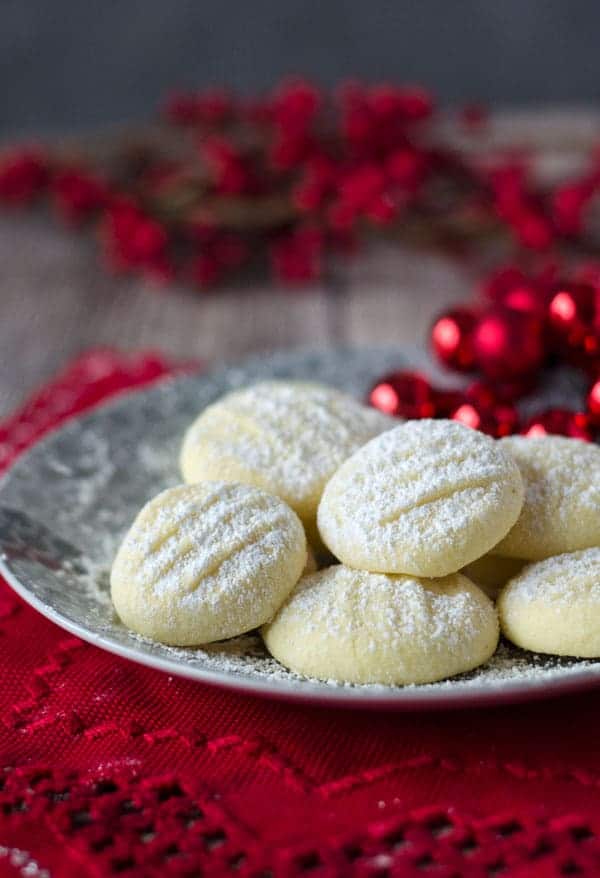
<box><xmin>466</xmin><ymin>376</ymin><xmax>536</xmax><ymax>407</ymax></box>
<box><xmin>430</xmin><ymin>307</ymin><xmax>478</xmax><ymax>372</ymax></box>
<box><xmin>587</xmin><ymin>377</ymin><xmax>600</xmax><ymax>425</ymax></box>
<box><xmin>451</xmin><ymin>402</ymin><xmax>519</xmax><ymax>438</ymax></box>
<box><xmin>473</xmin><ymin>308</ymin><xmax>545</xmax><ymax>379</ymax></box>
<box><xmin>548</xmin><ymin>284</ymin><xmax>596</xmax><ymax>342</ymax></box>
<box><xmin>565</xmin><ymin>329</ymin><xmax>600</xmax><ymax>375</ymax></box>
<box><xmin>483</xmin><ymin>267</ymin><xmax>548</xmax><ymax>317</ymax></box>
<box><xmin>501</xmin><ymin>284</ymin><xmax>543</xmax><ymax>316</ymax></box>
<box><xmin>465</xmin><ymin>382</ymin><xmax>498</xmax><ymax>409</ymax></box>
<box><xmin>482</xmin><ymin>266</ymin><xmax>528</xmax><ymax>302</ymax></box>
<box><xmin>521</xmin><ymin>408</ymin><xmax>594</xmax><ymax>441</ymax></box>
<box><xmin>547</xmin><ymin>283</ymin><xmax>600</xmax><ymax>373</ymax></box>
<box><xmin>368</xmin><ymin>371</ymin><xmax>435</xmax><ymax>419</ymax></box>
<box><xmin>432</xmin><ymin>388</ymin><xmax>466</xmax><ymax>416</ymax></box>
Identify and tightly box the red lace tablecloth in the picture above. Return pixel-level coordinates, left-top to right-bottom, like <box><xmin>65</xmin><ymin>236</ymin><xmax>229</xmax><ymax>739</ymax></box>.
<box><xmin>1</xmin><ymin>350</ymin><xmax>600</xmax><ymax>878</ymax></box>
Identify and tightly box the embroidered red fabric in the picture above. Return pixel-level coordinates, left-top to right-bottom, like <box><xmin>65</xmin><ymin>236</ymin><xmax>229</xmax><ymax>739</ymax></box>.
<box><xmin>1</xmin><ymin>350</ymin><xmax>600</xmax><ymax>878</ymax></box>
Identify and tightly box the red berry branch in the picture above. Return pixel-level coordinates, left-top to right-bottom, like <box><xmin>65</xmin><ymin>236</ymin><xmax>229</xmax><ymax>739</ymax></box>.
<box><xmin>2</xmin><ymin>80</ymin><xmax>600</xmax><ymax>439</ymax></box>
<box><xmin>2</xmin><ymin>79</ymin><xmax>600</xmax><ymax>289</ymax></box>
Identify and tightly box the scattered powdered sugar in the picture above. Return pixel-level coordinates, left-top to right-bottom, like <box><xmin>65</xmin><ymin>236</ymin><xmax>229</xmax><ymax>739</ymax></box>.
<box><xmin>123</xmin><ymin>619</ymin><xmax>600</xmax><ymax>694</ymax></box>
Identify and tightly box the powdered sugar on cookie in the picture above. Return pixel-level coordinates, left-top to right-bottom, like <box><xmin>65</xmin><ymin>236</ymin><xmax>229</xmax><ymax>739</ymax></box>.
<box><xmin>111</xmin><ymin>481</ymin><xmax>306</xmax><ymax>645</ymax></box>
<box><xmin>179</xmin><ymin>381</ymin><xmax>395</xmax><ymax>542</ymax></box>
<box><xmin>317</xmin><ymin>419</ymin><xmax>524</xmax><ymax>577</ymax></box>
<box><xmin>495</xmin><ymin>436</ymin><xmax>600</xmax><ymax>560</ymax></box>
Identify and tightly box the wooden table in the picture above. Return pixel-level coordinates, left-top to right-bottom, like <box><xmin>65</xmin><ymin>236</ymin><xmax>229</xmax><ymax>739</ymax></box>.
<box><xmin>1</xmin><ymin>110</ymin><xmax>598</xmax><ymax>417</ymax></box>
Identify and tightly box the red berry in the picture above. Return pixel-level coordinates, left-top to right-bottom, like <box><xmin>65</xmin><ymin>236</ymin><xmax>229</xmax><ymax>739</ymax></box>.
<box><xmin>552</xmin><ymin>181</ymin><xmax>594</xmax><ymax>236</ymax></box>
<box><xmin>270</xmin><ymin>228</ymin><xmax>323</xmax><ymax>284</ymax></box>
<box><xmin>0</xmin><ymin>149</ymin><xmax>49</xmax><ymax>204</ymax></box>
<box><xmin>385</xmin><ymin>148</ymin><xmax>427</xmax><ymax>188</ymax></box>
<box><xmin>513</xmin><ymin>208</ymin><xmax>554</xmax><ymax>251</ymax></box>
<box><xmin>52</xmin><ymin>168</ymin><xmax>108</xmax><ymax>224</ymax></box>
<box><xmin>365</xmin><ymin>193</ymin><xmax>397</xmax><ymax>225</ymax></box>
<box><xmin>339</xmin><ymin>164</ymin><xmax>385</xmax><ymax>210</ymax></box>
<box><xmin>272</xmin><ymin>79</ymin><xmax>321</xmax><ymax>129</ymax></box>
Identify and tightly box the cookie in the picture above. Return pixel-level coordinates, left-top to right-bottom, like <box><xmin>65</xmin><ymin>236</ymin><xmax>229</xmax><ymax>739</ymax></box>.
<box><xmin>111</xmin><ymin>481</ymin><xmax>306</xmax><ymax>645</ymax></box>
<box><xmin>262</xmin><ymin>565</ymin><xmax>499</xmax><ymax>684</ymax></box>
<box><xmin>303</xmin><ymin>544</ymin><xmax>318</xmax><ymax>575</ymax></box>
<box><xmin>498</xmin><ymin>548</ymin><xmax>600</xmax><ymax>656</ymax></box>
<box><xmin>462</xmin><ymin>553</ymin><xmax>525</xmax><ymax>600</ymax></box>
<box><xmin>494</xmin><ymin>436</ymin><xmax>600</xmax><ymax>560</ymax></box>
<box><xmin>317</xmin><ymin>419</ymin><xmax>524</xmax><ymax>577</ymax></box>
<box><xmin>179</xmin><ymin>381</ymin><xmax>394</xmax><ymax>544</ymax></box>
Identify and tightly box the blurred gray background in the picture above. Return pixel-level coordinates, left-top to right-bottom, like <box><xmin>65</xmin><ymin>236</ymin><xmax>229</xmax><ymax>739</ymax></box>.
<box><xmin>2</xmin><ymin>0</ymin><xmax>599</xmax><ymax>136</ymax></box>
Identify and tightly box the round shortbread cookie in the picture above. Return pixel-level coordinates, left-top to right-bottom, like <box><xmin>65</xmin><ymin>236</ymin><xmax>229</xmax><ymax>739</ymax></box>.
<box><xmin>179</xmin><ymin>381</ymin><xmax>394</xmax><ymax>544</ymax></box>
<box><xmin>494</xmin><ymin>436</ymin><xmax>600</xmax><ymax>560</ymax></box>
<box><xmin>317</xmin><ymin>419</ymin><xmax>524</xmax><ymax>577</ymax></box>
<box><xmin>498</xmin><ymin>548</ymin><xmax>600</xmax><ymax>657</ymax></box>
<box><xmin>462</xmin><ymin>554</ymin><xmax>525</xmax><ymax>600</ymax></box>
<box><xmin>262</xmin><ymin>565</ymin><xmax>499</xmax><ymax>685</ymax></box>
<box><xmin>111</xmin><ymin>481</ymin><xmax>306</xmax><ymax>646</ymax></box>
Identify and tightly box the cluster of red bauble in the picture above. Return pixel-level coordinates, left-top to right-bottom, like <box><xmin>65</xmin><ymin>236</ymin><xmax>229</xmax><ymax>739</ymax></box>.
<box><xmin>2</xmin><ymin>80</ymin><xmax>600</xmax><ymax>289</ymax></box>
<box><xmin>369</xmin><ymin>265</ymin><xmax>600</xmax><ymax>440</ymax></box>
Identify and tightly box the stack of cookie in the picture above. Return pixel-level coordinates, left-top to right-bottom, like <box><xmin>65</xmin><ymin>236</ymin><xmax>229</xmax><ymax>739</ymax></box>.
<box><xmin>111</xmin><ymin>381</ymin><xmax>600</xmax><ymax>685</ymax></box>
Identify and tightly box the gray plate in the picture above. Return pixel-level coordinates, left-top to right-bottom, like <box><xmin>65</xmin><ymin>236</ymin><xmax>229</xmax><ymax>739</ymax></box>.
<box><xmin>1</xmin><ymin>345</ymin><xmax>598</xmax><ymax>710</ymax></box>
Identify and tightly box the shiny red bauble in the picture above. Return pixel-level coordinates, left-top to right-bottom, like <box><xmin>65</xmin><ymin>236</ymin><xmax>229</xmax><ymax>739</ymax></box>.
<box><xmin>431</xmin><ymin>388</ymin><xmax>466</xmax><ymax>416</ymax></box>
<box><xmin>484</xmin><ymin>273</ymin><xmax>546</xmax><ymax>318</ymax></box>
<box><xmin>587</xmin><ymin>377</ymin><xmax>600</xmax><ymax>425</ymax></box>
<box><xmin>521</xmin><ymin>408</ymin><xmax>594</xmax><ymax>441</ymax></box>
<box><xmin>368</xmin><ymin>371</ymin><xmax>435</xmax><ymax>419</ymax></box>
<box><xmin>451</xmin><ymin>402</ymin><xmax>519</xmax><ymax>438</ymax></box>
<box><xmin>548</xmin><ymin>283</ymin><xmax>596</xmax><ymax>342</ymax></box>
<box><xmin>473</xmin><ymin>308</ymin><xmax>545</xmax><ymax>379</ymax></box>
<box><xmin>482</xmin><ymin>266</ymin><xmax>528</xmax><ymax>302</ymax></box>
<box><xmin>500</xmin><ymin>283</ymin><xmax>546</xmax><ymax>316</ymax></box>
<box><xmin>430</xmin><ymin>307</ymin><xmax>478</xmax><ymax>372</ymax></box>
<box><xmin>466</xmin><ymin>376</ymin><xmax>537</xmax><ymax>408</ymax></box>
<box><xmin>565</xmin><ymin>330</ymin><xmax>600</xmax><ymax>375</ymax></box>
<box><xmin>544</xmin><ymin>282</ymin><xmax>600</xmax><ymax>373</ymax></box>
